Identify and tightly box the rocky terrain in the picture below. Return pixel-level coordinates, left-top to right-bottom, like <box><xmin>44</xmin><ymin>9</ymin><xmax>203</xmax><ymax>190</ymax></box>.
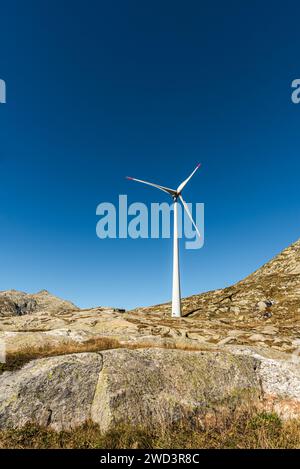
<box><xmin>0</xmin><ymin>238</ymin><xmax>300</xmax><ymax>434</ymax></box>
<box><xmin>0</xmin><ymin>289</ymin><xmax>78</xmax><ymax>317</ymax></box>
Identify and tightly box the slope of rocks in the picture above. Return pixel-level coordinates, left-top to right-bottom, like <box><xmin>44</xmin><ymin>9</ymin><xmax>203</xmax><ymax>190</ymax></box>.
<box><xmin>139</xmin><ymin>237</ymin><xmax>300</xmax><ymax>323</ymax></box>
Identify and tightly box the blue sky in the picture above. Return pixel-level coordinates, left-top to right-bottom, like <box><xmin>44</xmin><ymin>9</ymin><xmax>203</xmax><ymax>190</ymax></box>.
<box><xmin>0</xmin><ymin>1</ymin><xmax>300</xmax><ymax>309</ymax></box>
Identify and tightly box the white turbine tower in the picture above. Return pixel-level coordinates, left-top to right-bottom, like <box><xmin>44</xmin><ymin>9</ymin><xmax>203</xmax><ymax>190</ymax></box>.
<box><xmin>127</xmin><ymin>163</ymin><xmax>202</xmax><ymax>318</ymax></box>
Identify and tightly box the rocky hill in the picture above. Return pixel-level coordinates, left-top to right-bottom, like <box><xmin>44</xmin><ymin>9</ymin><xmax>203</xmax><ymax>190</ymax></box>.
<box><xmin>0</xmin><ymin>238</ymin><xmax>300</xmax><ymax>435</ymax></box>
<box><xmin>0</xmin><ymin>289</ymin><xmax>78</xmax><ymax>317</ymax></box>
<box><xmin>139</xmin><ymin>237</ymin><xmax>300</xmax><ymax>323</ymax></box>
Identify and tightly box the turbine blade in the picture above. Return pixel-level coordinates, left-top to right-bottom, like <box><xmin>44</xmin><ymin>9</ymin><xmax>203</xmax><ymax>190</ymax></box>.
<box><xmin>179</xmin><ymin>195</ymin><xmax>201</xmax><ymax>240</ymax></box>
<box><xmin>176</xmin><ymin>163</ymin><xmax>201</xmax><ymax>194</ymax></box>
<box><xmin>126</xmin><ymin>176</ymin><xmax>177</xmax><ymax>196</ymax></box>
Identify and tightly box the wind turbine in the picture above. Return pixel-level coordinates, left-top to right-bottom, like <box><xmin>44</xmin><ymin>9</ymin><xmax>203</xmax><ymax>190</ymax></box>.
<box><xmin>126</xmin><ymin>163</ymin><xmax>202</xmax><ymax>318</ymax></box>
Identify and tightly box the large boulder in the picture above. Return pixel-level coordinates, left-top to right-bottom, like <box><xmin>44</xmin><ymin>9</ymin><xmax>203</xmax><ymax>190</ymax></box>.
<box><xmin>91</xmin><ymin>348</ymin><xmax>261</xmax><ymax>431</ymax></box>
<box><xmin>0</xmin><ymin>349</ymin><xmax>299</xmax><ymax>432</ymax></box>
<box><xmin>0</xmin><ymin>353</ymin><xmax>102</xmax><ymax>431</ymax></box>
<box><xmin>257</xmin><ymin>356</ymin><xmax>300</xmax><ymax>419</ymax></box>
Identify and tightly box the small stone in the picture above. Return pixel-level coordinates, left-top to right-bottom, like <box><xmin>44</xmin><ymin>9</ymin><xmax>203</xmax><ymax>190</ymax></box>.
<box><xmin>248</xmin><ymin>333</ymin><xmax>266</xmax><ymax>342</ymax></box>
<box><xmin>217</xmin><ymin>336</ymin><xmax>235</xmax><ymax>345</ymax></box>
<box><xmin>230</xmin><ymin>306</ymin><xmax>240</xmax><ymax>315</ymax></box>
<box><xmin>261</xmin><ymin>326</ymin><xmax>278</xmax><ymax>335</ymax></box>
<box><xmin>257</xmin><ymin>301</ymin><xmax>267</xmax><ymax>312</ymax></box>
<box><xmin>263</xmin><ymin>312</ymin><xmax>273</xmax><ymax>319</ymax></box>
<box><xmin>186</xmin><ymin>332</ymin><xmax>208</xmax><ymax>342</ymax></box>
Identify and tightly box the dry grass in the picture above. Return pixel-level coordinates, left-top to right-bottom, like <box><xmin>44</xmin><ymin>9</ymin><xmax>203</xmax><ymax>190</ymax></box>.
<box><xmin>0</xmin><ymin>337</ymin><xmax>210</xmax><ymax>374</ymax></box>
<box><xmin>125</xmin><ymin>341</ymin><xmax>209</xmax><ymax>352</ymax></box>
<box><xmin>0</xmin><ymin>337</ymin><xmax>121</xmax><ymax>374</ymax></box>
<box><xmin>0</xmin><ymin>411</ymin><xmax>299</xmax><ymax>449</ymax></box>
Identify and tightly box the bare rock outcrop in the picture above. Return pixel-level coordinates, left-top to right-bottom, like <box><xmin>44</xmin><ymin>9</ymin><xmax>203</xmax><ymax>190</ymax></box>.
<box><xmin>91</xmin><ymin>348</ymin><xmax>261</xmax><ymax>432</ymax></box>
<box><xmin>0</xmin><ymin>353</ymin><xmax>102</xmax><ymax>430</ymax></box>
<box><xmin>0</xmin><ymin>349</ymin><xmax>299</xmax><ymax>432</ymax></box>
